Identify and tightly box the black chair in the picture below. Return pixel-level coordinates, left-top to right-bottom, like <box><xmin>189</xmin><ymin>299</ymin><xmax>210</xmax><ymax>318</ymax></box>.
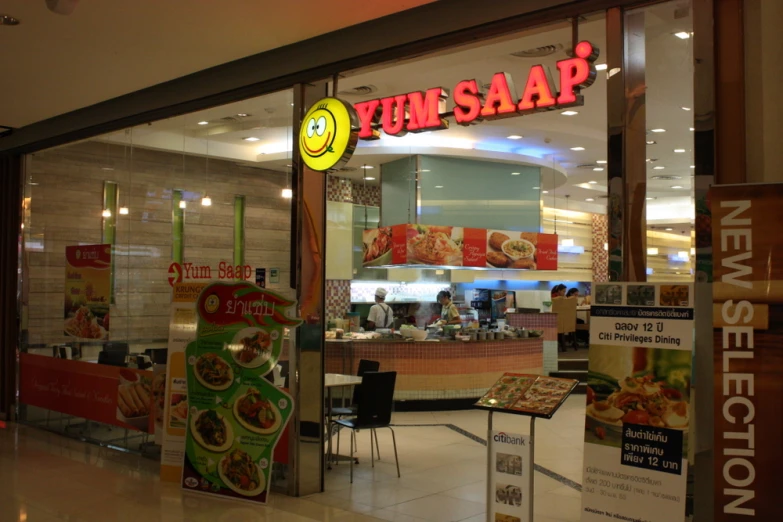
<box><xmin>145</xmin><ymin>348</ymin><xmax>168</xmax><ymax>365</ymax></box>
<box><xmin>334</xmin><ymin>371</ymin><xmax>400</xmax><ymax>483</ymax></box>
<box><xmin>104</xmin><ymin>342</ymin><xmax>129</xmax><ymax>354</ymax></box>
<box><xmin>98</xmin><ymin>350</ymin><xmax>127</xmax><ymax>367</ymax></box>
<box><xmin>330</xmin><ymin>359</ymin><xmax>381</xmax><ymax>460</ymax></box>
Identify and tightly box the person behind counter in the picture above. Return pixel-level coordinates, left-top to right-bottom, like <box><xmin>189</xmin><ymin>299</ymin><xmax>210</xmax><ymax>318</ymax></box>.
<box><xmin>366</xmin><ymin>287</ymin><xmax>394</xmax><ymax>331</ymax></box>
<box><xmin>435</xmin><ymin>290</ymin><xmax>462</xmax><ymax>325</ymax></box>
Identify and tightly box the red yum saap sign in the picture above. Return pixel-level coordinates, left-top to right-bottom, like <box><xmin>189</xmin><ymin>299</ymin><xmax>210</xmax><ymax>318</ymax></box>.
<box><xmin>355</xmin><ymin>41</ymin><xmax>599</xmax><ymax>139</ymax></box>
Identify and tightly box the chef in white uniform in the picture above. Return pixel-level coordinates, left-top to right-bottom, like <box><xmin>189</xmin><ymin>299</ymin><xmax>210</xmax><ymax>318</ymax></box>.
<box><xmin>366</xmin><ymin>287</ymin><xmax>393</xmax><ymax>330</ymax></box>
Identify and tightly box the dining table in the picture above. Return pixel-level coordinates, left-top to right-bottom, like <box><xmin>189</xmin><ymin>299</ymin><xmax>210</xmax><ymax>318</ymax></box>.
<box><xmin>325</xmin><ymin>373</ymin><xmax>363</xmax><ymax>469</ymax></box>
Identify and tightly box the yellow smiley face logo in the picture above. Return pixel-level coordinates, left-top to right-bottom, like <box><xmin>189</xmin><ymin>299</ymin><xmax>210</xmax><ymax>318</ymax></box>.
<box><xmin>299</xmin><ymin>97</ymin><xmax>359</xmax><ymax>172</ymax></box>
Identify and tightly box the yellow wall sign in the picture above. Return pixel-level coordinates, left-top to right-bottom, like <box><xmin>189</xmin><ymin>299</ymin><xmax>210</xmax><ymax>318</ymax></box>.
<box><xmin>299</xmin><ymin>97</ymin><xmax>359</xmax><ymax>172</ymax></box>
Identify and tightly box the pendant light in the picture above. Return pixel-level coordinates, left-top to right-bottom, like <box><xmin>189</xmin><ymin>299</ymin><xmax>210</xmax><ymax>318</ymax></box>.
<box><xmin>202</xmin><ymin>137</ymin><xmax>211</xmax><ymax>206</ymax></box>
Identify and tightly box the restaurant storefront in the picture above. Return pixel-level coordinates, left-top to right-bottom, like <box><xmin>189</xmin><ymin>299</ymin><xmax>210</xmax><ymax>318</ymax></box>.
<box><xmin>0</xmin><ymin>0</ymin><xmax>741</xmax><ymax>518</ymax></box>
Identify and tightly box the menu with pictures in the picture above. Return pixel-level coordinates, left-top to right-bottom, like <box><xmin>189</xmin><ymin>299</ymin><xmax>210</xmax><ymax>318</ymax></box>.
<box><xmin>475</xmin><ymin>373</ymin><xmax>578</xmax><ymax>418</ymax></box>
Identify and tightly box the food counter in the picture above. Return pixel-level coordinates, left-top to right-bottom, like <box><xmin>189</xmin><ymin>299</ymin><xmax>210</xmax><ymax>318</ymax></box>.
<box><xmin>506</xmin><ymin>312</ymin><xmax>559</xmax><ymax>373</ymax></box>
<box><xmin>323</xmin><ymin>337</ymin><xmax>543</xmax><ymax>402</ymax></box>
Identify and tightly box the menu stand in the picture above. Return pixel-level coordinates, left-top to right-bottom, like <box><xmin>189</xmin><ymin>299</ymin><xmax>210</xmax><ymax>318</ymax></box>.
<box><xmin>474</xmin><ymin>373</ymin><xmax>578</xmax><ymax>522</ymax></box>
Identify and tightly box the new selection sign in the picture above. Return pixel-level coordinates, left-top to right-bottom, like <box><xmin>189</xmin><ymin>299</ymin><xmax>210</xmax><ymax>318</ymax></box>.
<box><xmin>489</xmin><ymin>430</ymin><xmax>531</xmax><ymax>522</ymax></box>
<box><xmin>581</xmin><ymin>283</ymin><xmax>693</xmax><ymax>522</ymax></box>
<box><xmin>711</xmin><ymin>184</ymin><xmax>783</xmax><ymax>520</ymax></box>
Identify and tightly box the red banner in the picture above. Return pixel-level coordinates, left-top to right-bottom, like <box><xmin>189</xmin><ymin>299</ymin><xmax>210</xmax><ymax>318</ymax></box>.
<box><xmin>19</xmin><ymin>353</ymin><xmax>154</xmax><ymax>433</ymax></box>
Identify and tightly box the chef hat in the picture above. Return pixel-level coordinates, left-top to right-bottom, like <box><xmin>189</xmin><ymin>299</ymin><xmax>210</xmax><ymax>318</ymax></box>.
<box><xmin>375</xmin><ymin>288</ymin><xmax>388</xmax><ymax>299</ymax></box>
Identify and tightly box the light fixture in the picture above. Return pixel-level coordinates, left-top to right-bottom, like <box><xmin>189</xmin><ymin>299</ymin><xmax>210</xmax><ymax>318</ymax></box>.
<box><xmin>561</xmin><ymin>110</ymin><xmax>579</xmax><ymax>116</ymax></box>
<box><xmin>243</xmin><ymin>137</ymin><xmax>260</xmax><ymax>142</ymax></box>
<box><xmin>290</xmin><ymin>103</ymin><xmax>295</xmax><ymax>106</ymax></box>
<box><xmin>420</xmin><ymin>169</ymin><xmax>431</xmax><ymax>172</ymax></box>
<box><xmin>596</xmin><ymin>160</ymin><xmax>607</xmax><ymax>164</ymax></box>
<box><xmin>198</xmin><ymin>121</ymin><xmax>209</xmax><ymax>125</ymax></box>
<box><xmin>588</xmin><ymin>180</ymin><xmax>598</xmax><ymax>184</ymax></box>
<box><xmin>561</xmin><ymin>238</ymin><xmax>575</xmax><ymax>247</ymax></box>
<box><xmin>236</xmin><ymin>113</ymin><xmax>249</xmax><ymax>117</ymax></box>
<box><xmin>101</xmin><ymin>167</ymin><xmax>114</xmax><ymax>171</ymax></box>
<box><xmin>674</xmin><ymin>31</ymin><xmax>692</xmax><ymax>39</ymax></box>
<box><xmin>690</xmin><ymin>247</ymin><xmax>696</xmax><ymax>256</ymax></box>
<box><xmin>646</xmin><ymin>197</ymin><xmax>656</xmax><ymax>200</ymax></box>
<box><xmin>570</xmin><ymin>146</ymin><xmax>585</xmax><ymax>151</ymax></box>
<box><xmin>532</xmin><ymin>186</ymin><xmax>540</xmax><ymax>189</ymax></box>
<box><xmin>665</xmin><ymin>227</ymin><xmax>673</xmax><ymax>231</ymax></box>
<box><xmin>595</xmin><ymin>63</ymin><xmax>608</xmax><ymax>71</ymax></box>
<box><xmin>593</xmin><ymin>168</ymin><xmax>604</xmax><ymax>172</ymax></box>
<box><xmin>608</xmin><ymin>67</ymin><xmax>622</xmax><ymax>78</ymax></box>
<box><xmin>653</xmin><ymin>166</ymin><xmax>665</xmax><ymax>170</ymax></box>
<box><xmin>201</xmin><ymin>196</ymin><xmax>212</xmax><ymax>206</ymax></box>
<box><xmin>690</xmin><ymin>165</ymin><xmax>695</xmax><ymax>169</ymax></box>
<box><xmin>363</xmin><ymin>176</ymin><xmax>376</xmax><ymax>181</ymax></box>
<box><xmin>119</xmin><ymin>207</ymin><xmax>129</xmax><ymax>215</ymax></box>
<box><xmin>435</xmin><ymin>185</ymin><xmax>444</xmax><ymax>188</ymax></box>
<box><xmin>651</xmin><ymin>128</ymin><xmax>666</xmax><ymax>133</ymax></box>
<box><xmin>678</xmin><ymin>251</ymin><xmax>689</xmax><ymax>259</ymax></box>
<box><xmin>603</xmin><ymin>243</ymin><xmax>608</xmax><ymax>251</ymax></box>
<box><xmin>542</xmin><ymin>190</ymin><xmax>549</xmax><ymax>194</ymax></box>
<box><xmin>435</xmin><ymin>269</ymin><xmax>445</xmax><ymax>275</ymax></box>
<box><xmin>585</xmin><ymin>198</ymin><xmax>595</xmax><ymax>202</ymax></box>
<box><xmin>647</xmin><ymin>247</ymin><xmax>659</xmax><ymax>255</ymax></box>
<box><xmin>507</xmin><ymin>135</ymin><xmax>523</xmax><ymax>140</ymax></box>
<box><xmin>681</xmin><ymin>107</ymin><xmax>692</xmax><ymax>111</ymax></box>
<box><xmin>179</xmin><ymin>200</ymin><xmax>187</xmax><ymax>209</ymax></box>
<box><xmin>674</xmin><ymin>149</ymin><xmax>686</xmax><ymax>153</ymax></box>
<box><xmin>511</xmin><ymin>172</ymin><xmax>521</xmax><ymax>176</ymax></box>
<box><xmin>671</xmin><ymin>185</ymin><xmax>684</xmax><ymax>189</ymax></box>
<box><xmin>102</xmin><ymin>209</ymin><xmax>111</xmax><ymax>218</ymax></box>
<box><xmin>281</xmin><ymin>188</ymin><xmax>293</xmax><ymax>199</ymax></box>
<box><xmin>361</xmin><ymin>165</ymin><xmax>374</xmax><ymax>169</ymax></box>
<box><xmin>689</xmin><ymin>127</ymin><xmax>695</xmax><ymax>131</ymax></box>
<box><xmin>647</xmin><ymin>140</ymin><xmax>656</xmax><ymax>145</ymax></box>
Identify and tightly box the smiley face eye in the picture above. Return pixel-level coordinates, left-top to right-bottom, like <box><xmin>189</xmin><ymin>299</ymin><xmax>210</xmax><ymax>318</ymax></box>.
<box><xmin>306</xmin><ymin>118</ymin><xmax>316</xmax><ymax>138</ymax></box>
<box><xmin>315</xmin><ymin>116</ymin><xmax>327</xmax><ymax>136</ymax></box>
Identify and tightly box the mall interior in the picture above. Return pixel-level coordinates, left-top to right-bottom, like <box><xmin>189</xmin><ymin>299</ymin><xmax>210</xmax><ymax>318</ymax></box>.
<box><xmin>0</xmin><ymin>0</ymin><xmax>781</xmax><ymax>521</ymax></box>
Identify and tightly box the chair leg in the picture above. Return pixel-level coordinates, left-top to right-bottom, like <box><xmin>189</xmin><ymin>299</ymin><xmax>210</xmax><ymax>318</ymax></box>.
<box><xmin>373</xmin><ymin>429</ymin><xmax>381</xmax><ymax>460</ymax></box>
<box><xmin>389</xmin><ymin>427</ymin><xmax>401</xmax><ymax>478</ymax></box>
<box><xmin>336</xmin><ymin>425</ymin><xmax>341</xmax><ymax>466</ymax></box>
<box><xmin>370</xmin><ymin>430</ymin><xmax>375</xmax><ymax>468</ymax></box>
<box><xmin>350</xmin><ymin>430</ymin><xmax>355</xmax><ymax>484</ymax></box>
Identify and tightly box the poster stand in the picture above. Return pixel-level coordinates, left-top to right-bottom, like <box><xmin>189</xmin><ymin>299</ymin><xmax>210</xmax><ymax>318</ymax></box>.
<box><xmin>474</xmin><ymin>373</ymin><xmax>578</xmax><ymax>522</ymax></box>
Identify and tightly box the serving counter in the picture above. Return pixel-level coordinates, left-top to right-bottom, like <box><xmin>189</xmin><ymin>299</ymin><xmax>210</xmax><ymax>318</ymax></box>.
<box><xmin>324</xmin><ymin>337</ymin><xmax>543</xmax><ymax>402</ymax></box>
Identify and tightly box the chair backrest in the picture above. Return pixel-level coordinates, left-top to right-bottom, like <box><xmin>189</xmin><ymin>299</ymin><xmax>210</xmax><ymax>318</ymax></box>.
<box><xmin>145</xmin><ymin>348</ymin><xmax>168</xmax><ymax>364</ymax></box>
<box><xmin>551</xmin><ymin>297</ymin><xmax>577</xmax><ymax>334</ymax></box>
<box><xmin>352</xmin><ymin>359</ymin><xmax>380</xmax><ymax>405</ymax></box>
<box><xmin>104</xmin><ymin>342</ymin><xmax>129</xmax><ymax>354</ymax></box>
<box><xmin>98</xmin><ymin>350</ymin><xmax>127</xmax><ymax>367</ymax></box>
<box><xmin>356</xmin><ymin>371</ymin><xmax>396</xmax><ymax>426</ymax></box>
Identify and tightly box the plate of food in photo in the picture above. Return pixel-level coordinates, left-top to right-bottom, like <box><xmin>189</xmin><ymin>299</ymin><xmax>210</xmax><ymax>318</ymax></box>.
<box><xmin>486</xmin><ymin>231</ymin><xmax>537</xmax><ymax>269</ymax></box>
<box><xmin>116</xmin><ymin>376</ymin><xmax>152</xmax><ymax>429</ymax></box>
<box><xmin>233</xmin><ymin>387</ymin><xmax>282</xmax><ymax>436</ymax></box>
<box><xmin>230</xmin><ymin>328</ymin><xmax>273</xmax><ymax>369</ymax></box>
<box><xmin>194</xmin><ymin>352</ymin><xmax>234</xmax><ymax>391</ymax></box>
<box><xmin>218</xmin><ymin>448</ymin><xmax>266</xmax><ymax>497</ymax></box>
<box><xmin>406</xmin><ymin>225</ymin><xmax>463</xmax><ymax>265</ymax></box>
<box><xmin>64</xmin><ymin>306</ymin><xmax>108</xmax><ymax>339</ymax></box>
<box><xmin>362</xmin><ymin>227</ymin><xmax>393</xmax><ymax>267</ymax></box>
<box><xmin>152</xmin><ymin>372</ymin><xmax>166</xmax><ymax>425</ymax></box>
<box><xmin>169</xmin><ymin>393</ymin><xmax>188</xmax><ymax>428</ymax></box>
<box><xmin>190</xmin><ymin>409</ymin><xmax>234</xmax><ymax>453</ymax></box>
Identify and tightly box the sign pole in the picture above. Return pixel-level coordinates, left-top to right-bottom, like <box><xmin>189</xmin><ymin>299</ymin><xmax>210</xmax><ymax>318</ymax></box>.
<box><xmin>486</xmin><ymin>411</ymin><xmax>493</xmax><ymax>522</ymax></box>
<box><xmin>529</xmin><ymin>417</ymin><xmax>535</xmax><ymax>522</ymax></box>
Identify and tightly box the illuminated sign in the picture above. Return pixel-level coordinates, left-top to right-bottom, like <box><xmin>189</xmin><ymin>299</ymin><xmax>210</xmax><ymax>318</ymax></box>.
<box><xmin>298</xmin><ymin>97</ymin><xmax>359</xmax><ymax>172</ymax></box>
<box><xmin>167</xmin><ymin>262</ymin><xmax>252</xmax><ymax>287</ymax></box>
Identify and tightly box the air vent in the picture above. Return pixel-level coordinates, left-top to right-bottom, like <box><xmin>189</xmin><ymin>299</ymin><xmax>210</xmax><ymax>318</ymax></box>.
<box><xmin>651</xmin><ymin>175</ymin><xmax>682</xmax><ymax>180</ymax></box>
<box><xmin>337</xmin><ymin>85</ymin><xmax>378</xmax><ymax>97</ymax></box>
<box><xmin>510</xmin><ymin>43</ymin><xmax>564</xmax><ymax>58</ymax></box>
<box><xmin>576</xmin><ymin>163</ymin><xmax>599</xmax><ymax>169</ymax></box>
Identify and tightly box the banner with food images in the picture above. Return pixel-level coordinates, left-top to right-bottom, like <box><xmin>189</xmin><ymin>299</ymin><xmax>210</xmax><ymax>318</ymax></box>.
<box><xmin>64</xmin><ymin>244</ymin><xmax>111</xmax><ymax>340</ymax></box>
<box><xmin>581</xmin><ymin>282</ymin><xmax>693</xmax><ymax>522</ymax></box>
<box><xmin>182</xmin><ymin>282</ymin><xmax>301</xmax><ymax>504</ymax></box>
<box><xmin>361</xmin><ymin>224</ymin><xmax>557</xmax><ymax>270</ymax></box>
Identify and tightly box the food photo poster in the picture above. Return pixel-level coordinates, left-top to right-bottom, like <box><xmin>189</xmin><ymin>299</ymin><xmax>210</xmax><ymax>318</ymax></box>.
<box><xmin>182</xmin><ymin>281</ymin><xmax>302</xmax><ymax>504</ymax></box>
<box><xmin>64</xmin><ymin>244</ymin><xmax>111</xmax><ymax>340</ymax></box>
<box><xmin>581</xmin><ymin>283</ymin><xmax>693</xmax><ymax>522</ymax></box>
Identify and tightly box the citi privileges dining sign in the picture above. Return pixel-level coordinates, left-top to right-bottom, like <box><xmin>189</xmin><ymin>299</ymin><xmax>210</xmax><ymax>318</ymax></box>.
<box><xmin>298</xmin><ymin>41</ymin><xmax>599</xmax><ymax>172</ymax></box>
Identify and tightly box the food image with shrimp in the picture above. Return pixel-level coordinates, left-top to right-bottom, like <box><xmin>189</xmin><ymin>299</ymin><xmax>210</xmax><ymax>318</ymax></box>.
<box><xmin>406</xmin><ymin>225</ymin><xmax>463</xmax><ymax>265</ymax></box>
<box><xmin>362</xmin><ymin>227</ymin><xmax>393</xmax><ymax>265</ymax></box>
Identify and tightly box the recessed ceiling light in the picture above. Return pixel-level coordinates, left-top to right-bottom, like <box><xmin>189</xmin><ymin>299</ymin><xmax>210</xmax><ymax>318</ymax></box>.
<box><xmin>674</xmin><ymin>149</ymin><xmax>686</xmax><ymax>153</ymax></box>
<box><xmin>435</xmin><ymin>185</ymin><xmax>444</xmax><ymax>188</ymax></box>
<box><xmin>361</xmin><ymin>165</ymin><xmax>374</xmax><ymax>169</ymax></box>
<box><xmin>420</xmin><ymin>169</ymin><xmax>431</xmax><ymax>172</ymax></box>
<box><xmin>585</xmin><ymin>198</ymin><xmax>595</xmax><ymax>202</ymax></box>
<box><xmin>647</xmin><ymin>140</ymin><xmax>656</xmax><ymax>145</ymax></box>
<box><xmin>665</xmin><ymin>227</ymin><xmax>673</xmax><ymax>231</ymax></box>
<box><xmin>570</xmin><ymin>146</ymin><xmax>585</xmax><ymax>151</ymax></box>
<box><xmin>646</xmin><ymin>197</ymin><xmax>656</xmax><ymax>200</ymax></box>
<box><xmin>561</xmin><ymin>111</ymin><xmax>579</xmax><ymax>116</ymax></box>
<box><xmin>647</xmin><ymin>247</ymin><xmax>660</xmax><ymax>255</ymax></box>
<box><xmin>542</xmin><ymin>190</ymin><xmax>549</xmax><ymax>194</ymax></box>
<box><xmin>507</xmin><ymin>135</ymin><xmax>523</xmax><ymax>140</ymax></box>
<box><xmin>595</xmin><ymin>63</ymin><xmax>608</xmax><ymax>71</ymax></box>
<box><xmin>198</xmin><ymin>121</ymin><xmax>209</xmax><ymax>125</ymax></box>
<box><xmin>671</xmin><ymin>185</ymin><xmax>684</xmax><ymax>189</ymax></box>
<box><xmin>243</xmin><ymin>137</ymin><xmax>260</xmax><ymax>142</ymax></box>
<box><xmin>690</xmin><ymin>165</ymin><xmax>695</xmax><ymax>169</ymax></box>
<box><xmin>588</xmin><ymin>180</ymin><xmax>598</xmax><ymax>184</ymax></box>
<box><xmin>119</xmin><ymin>207</ymin><xmax>129</xmax><ymax>215</ymax></box>
<box><xmin>179</xmin><ymin>200</ymin><xmax>187</xmax><ymax>209</ymax></box>
<box><xmin>102</xmin><ymin>209</ymin><xmax>112</xmax><ymax>218</ymax></box>
<box><xmin>290</xmin><ymin>103</ymin><xmax>295</xmax><ymax>106</ymax></box>
<box><xmin>532</xmin><ymin>186</ymin><xmax>540</xmax><ymax>189</ymax></box>
<box><xmin>689</xmin><ymin>127</ymin><xmax>695</xmax><ymax>131</ymax></box>
<box><xmin>29</xmin><ymin>182</ymin><xmax>39</xmax><ymax>186</ymax></box>
<box><xmin>596</xmin><ymin>160</ymin><xmax>607</xmax><ymax>164</ymax></box>
<box><xmin>674</xmin><ymin>32</ymin><xmax>691</xmax><ymax>39</ymax></box>
<box><xmin>237</xmin><ymin>113</ymin><xmax>249</xmax><ymax>117</ymax></box>
<box><xmin>202</xmin><ymin>196</ymin><xmax>212</xmax><ymax>206</ymax></box>
<box><xmin>511</xmin><ymin>172</ymin><xmax>521</xmax><ymax>176</ymax></box>
<box><xmin>281</xmin><ymin>188</ymin><xmax>293</xmax><ymax>199</ymax></box>
<box><xmin>593</xmin><ymin>168</ymin><xmax>604</xmax><ymax>172</ymax></box>
<box><xmin>363</xmin><ymin>176</ymin><xmax>376</xmax><ymax>181</ymax></box>
<box><xmin>0</xmin><ymin>15</ymin><xmax>21</xmax><ymax>26</ymax></box>
<box><xmin>681</xmin><ymin>107</ymin><xmax>692</xmax><ymax>111</ymax></box>
<box><xmin>651</xmin><ymin>128</ymin><xmax>666</xmax><ymax>133</ymax></box>
<box><xmin>653</xmin><ymin>166</ymin><xmax>665</xmax><ymax>170</ymax></box>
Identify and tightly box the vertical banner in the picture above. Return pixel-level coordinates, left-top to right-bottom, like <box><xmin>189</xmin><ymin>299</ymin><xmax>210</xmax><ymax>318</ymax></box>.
<box><xmin>160</xmin><ymin>282</ymin><xmax>206</xmax><ymax>482</ymax></box>
<box><xmin>64</xmin><ymin>244</ymin><xmax>111</xmax><ymax>340</ymax></box>
<box><xmin>581</xmin><ymin>282</ymin><xmax>693</xmax><ymax>522</ymax></box>
<box><xmin>182</xmin><ymin>282</ymin><xmax>301</xmax><ymax>503</ymax></box>
<box><xmin>712</xmin><ymin>184</ymin><xmax>783</xmax><ymax>520</ymax></box>
<box><xmin>489</xmin><ymin>430</ymin><xmax>531</xmax><ymax>522</ymax></box>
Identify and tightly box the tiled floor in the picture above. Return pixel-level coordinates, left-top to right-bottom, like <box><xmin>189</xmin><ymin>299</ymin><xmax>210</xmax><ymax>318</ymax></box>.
<box><xmin>1</xmin><ymin>396</ymin><xmax>585</xmax><ymax>522</ymax></box>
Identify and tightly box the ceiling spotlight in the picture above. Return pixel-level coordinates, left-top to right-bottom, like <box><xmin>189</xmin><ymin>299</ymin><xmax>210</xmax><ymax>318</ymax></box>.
<box><xmin>681</xmin><ymin>107</ymin><xmax>692</xmax><ymax>111</ymax></box>
<box><xmin>281</xmin><ymin>188</ymin><xmax>293</xmax><ymax>199</ymax></box>
<box><xmin>690</xmin><ymin>165</ymin><xmax>695</xmax><ymax>169</ymax></box>
<box><xmin>532</xmin><ymin>186</ymin><xmax>540</xmax><ymax>190</ymax></box>
<box><xmin>361</xmin><ymin>165</ymin><xmax>374</xmax><ymax>169</ymax></box>
<box><xmin>674</xmin><ymin>149</ymin><xmax>686</xmax><ymax>153</ymax></box>
<box><xmin>596</xmin><ymin>160</ymin><xmax>607</xmax><ymax>164</ymax></box>
<box><xmin>588</xmin><ymin>180</ymin><xmax>598</xmax><ymax>184</ymax></box>
<box><xmin>507</xmin><ymin>135</ymin><xmax>523</xmax><ymax>140</ymax></box>
<box><xmin>585</xmin><ymin>198</ymin><xmax>595</xmax><ymax>202</ymax></box>
<box><xmin>665</xmin><ymin>227</ymin><xmax>673</xmax><ymax>231</ymax></box>
<box><xmin>243</xmin><ymin>137</ymin><xmax>260</xmax><ymax>142</ymax></box>
<box><xmin>593</xmin><ymin>168</ymin><xmax>604</xmax><ymax>172</ymax></box>
<box><xmin>197</xmin><ymin>121</ymin><xmax>209</xmax><ymax>125</ymax></box>
<box><xmin>363</xmin><ymin>176</ymin><xmax>376</xmax><ymax>181</ymax></box>
<box><xmin>237</xmin><ymin>113</ymin><xmax>249</xmax><ymax>117</ymax></box>
<box><xmin>674</xmin><ymin>31</ymin><xmax>692</xmax><ymax>39</ymax></box>
<box><xmin>435</xmin><ymin>185</ymin><xmax>444</xmax><ymax>188</ymax></box>
<box><xmin>570</xmin><ymin>146</ymin><xmax>585</xmax><ymax>151</ymax></box>
<box><xmin>202</xmin><ymin>196</ymin><xmax>212</xmax><ymax>206</ymax></box>
<box><xmin>101</xmin><ymin>209</ymin><xmax>111</xmax><ymax>218</ymax></box>
<box><xmin>179</xmin><ymin>200</ymin><xmax>187</xmax><ymax>209</ymax></box>
<box><xmin>647</xmin><ymin>140</ymin><xmax>656</xmax><ymax>145</ymax></box>
<box><xmin>561</xmin><ymin>111</ymin><xmax>579</xmax><ymax>116</ymax></box>
<box><xmin>651</xmin><ymin>128</ymin><xmax>666</xmax><ymax>133</ymax></box>
<box><xmin>646</xmin><ymin>197</ymin><xmax>656</xmax><ymax>200</ymax></box>
<box><xmin>671</xmin><ymin>185</ymin><xmax>684</xmax><ymax>189</ymax></box>
<box><xmin>653</xmin><ymin>166</ymin><xmax>665</xmax><ymax>170</ymax></box>
<box><xmin>420</xmin><ymin>169</ymin><xmax>431</xmax><ymax>172</ymax></box>
<box><xmin>595</xmin><ymin>63</ymin><xmax>608</xmax><ymax>71</ymax></box>
<box><xmin>119</xmin><ymin>207</ymin><xmax>129</xmax><ymax>215</ymax></box>
<box><xmin>689</xmin><ymin>127</ymin><xmax>695</xmax><ymax>131</ymax></box>
<box><xmin>542</xmin><ymin>190</ymin><xmax>549</xmax><ymax>194</ymax></box>
<box><xmin>647</xmin><ymin>247</ymin><xmax>659</xmax><ymax>255</ymax></box>
<box><xmin>511</xmin><ymin>172</ymin><xmax>521</xmax><ymax>176</ymax></box>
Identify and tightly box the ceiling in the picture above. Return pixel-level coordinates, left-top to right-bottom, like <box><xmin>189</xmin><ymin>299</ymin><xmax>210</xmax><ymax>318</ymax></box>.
<box><xmin>0</xmin><ymin>0</ymin><xmax>434</xmax><ymax>128</ymax></box>
<box><xmin>64</xmin><ymin>1</ymin><xmax>695</xmax><ymax>232</ymax></box>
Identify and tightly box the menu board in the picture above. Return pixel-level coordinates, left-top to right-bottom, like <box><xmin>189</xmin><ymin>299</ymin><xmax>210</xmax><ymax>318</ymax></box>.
<box><xmin>361</xmin><ymin>224</ymin><xmax>557</xmax><ymax>270</ymax></box>
<box><xmin>63</xmin><ymin>244</ymin><xmax>111</xmax><ymax>340</ymax></box>
<box><xmin>581</xmin><ymin>282</ymin><xmax>693</xmax><ymax>522</ymax></box>
<box><xmin>182</xmin><ymin>282</ymin><xmax>301</xmax><ymax>504</ymax></box>
<box><xmin>474</xmin><ymin>373</ymin><xmax>578</xmax><ymax>418</ymax></box>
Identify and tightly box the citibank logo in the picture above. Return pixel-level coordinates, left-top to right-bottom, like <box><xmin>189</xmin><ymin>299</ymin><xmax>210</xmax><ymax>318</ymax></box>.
<box><xmin>494</xmin><ymin>432</ymin><xmax>526</xmax><ymax>446</ymax></box>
